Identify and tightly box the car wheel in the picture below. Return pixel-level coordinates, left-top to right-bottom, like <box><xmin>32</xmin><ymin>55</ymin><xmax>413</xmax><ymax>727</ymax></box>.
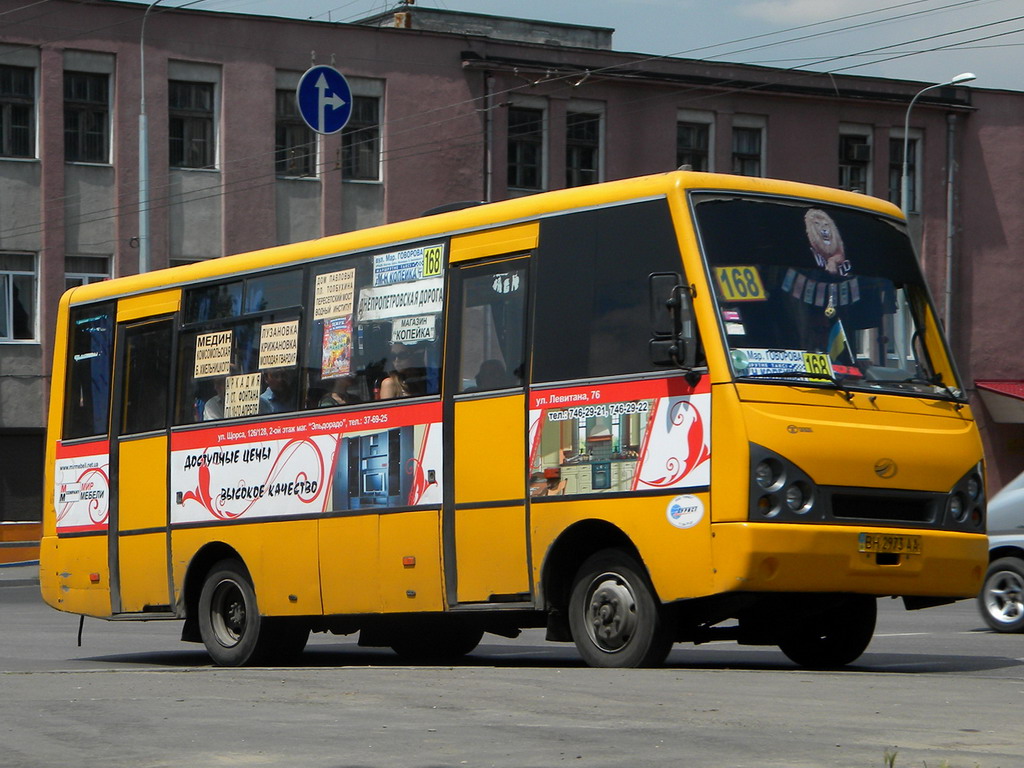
<box><xmin>978</xmin><ymin>557</ymin><xmax>1024</xmax><ymax>633</ymax></box>
<box><xmin>568</xmin><ymin>549</ymin><xmax>673</xmax><ymax>668</ymax></box>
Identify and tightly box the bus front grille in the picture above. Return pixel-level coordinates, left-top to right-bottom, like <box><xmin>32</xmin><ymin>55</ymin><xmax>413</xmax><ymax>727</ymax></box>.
<box><xmin>830</xmin><ymin>492</ymin><xmax>936</xmax><ymax>524</ymax></box>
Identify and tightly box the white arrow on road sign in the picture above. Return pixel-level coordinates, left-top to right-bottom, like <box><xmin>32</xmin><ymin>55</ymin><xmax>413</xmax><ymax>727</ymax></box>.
<box><xmin>297</xmin><ymin>66</ymin><xmax>353</xmax><ymax>135</ymax></box>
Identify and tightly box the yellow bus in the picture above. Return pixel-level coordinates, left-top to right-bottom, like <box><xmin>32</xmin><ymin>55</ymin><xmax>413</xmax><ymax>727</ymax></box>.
<box><xmin>42</xmin><ymin>171</ymin><xmax>987</xmax><ymax>668</ymax></box>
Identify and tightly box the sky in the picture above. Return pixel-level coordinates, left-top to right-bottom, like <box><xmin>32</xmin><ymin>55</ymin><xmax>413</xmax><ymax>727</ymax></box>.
<box><xmin>134</xmin><ymin>0</ymin><xmax>1024</xmax><ymax>91</ymax></box>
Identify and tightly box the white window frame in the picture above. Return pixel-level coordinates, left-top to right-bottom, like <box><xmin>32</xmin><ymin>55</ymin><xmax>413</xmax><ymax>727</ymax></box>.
<box><xmin>676</xmin><ymin>109</ymin><xmax>715</xmax><ymax>172</ymax></box>
<box><xmin>0</xmin><ymin>252</ymin><xmax>37</xmax><ymax>343</ymax></box>
<box><xmin>274</xmin><ymin>71</ymin><xmax>317</xmax><ymax>180</ymax></box>
<box><xmin>507</xmin><ymin>94</ymin><xmax>548</xmax><ymax>195</ymax></box>
<box><xmin>838</xmin><ymin>123</ymin><xmax>873</xmax><ymax>195</ymax></box>
<box><xmin>731</xmin><ymin>115</ymin><xmax>766</xmax><ymax>178</ymax></box>
<box><xmin>63</xmin><ymin>50</ymin><xmax>115</xmax><ymax>167</ymax></box>
<box><xmin>167</xmin><ymin>60</ymin><xmax>221</xmax><ymax>171</ymax></box>
<box><xmin>341</xmin><ymin>77</ymin><xmax>385</xmax><ymax>184</ymax></box>
<box><xmin>565</xmin><ymin>98</ymin><xmax>604</xmax><ymax>188</ymax></box>
<box><xmin>890</xmin><ymin>127</ymin><xmax>922</xmax><ymax>212</ymax></box>
<box><xmin>0</xmin><ymin>44</ymin><xmax>40</xmax><ymax>161</ymax></box>
<box><xmin>65</xmin><ymin>255</ymin><xmax>110</xmax><ymax>291</ymax></box>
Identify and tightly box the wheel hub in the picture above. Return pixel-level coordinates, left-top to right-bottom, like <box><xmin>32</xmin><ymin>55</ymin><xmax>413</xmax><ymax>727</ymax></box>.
<box><xmin>986</xmin><ymin>572</ymin><xmax>1024</xmax><ymax>623</ymax></box>
<box><xmin>210</xmin><ymin>580</ymin><xmax>246</xmax><ymax>647</ymax></box>
<box><xmin>586</xmin><ymin>573</ymin><xmax>637</xmax><ymax>652</ymax></box>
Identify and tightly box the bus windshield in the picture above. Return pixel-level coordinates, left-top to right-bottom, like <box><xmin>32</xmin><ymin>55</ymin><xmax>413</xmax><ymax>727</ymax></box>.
<box><xmin>691</xmin><ymin>194</ymin><xmax>963</xmax><ymax>400</ymax></box>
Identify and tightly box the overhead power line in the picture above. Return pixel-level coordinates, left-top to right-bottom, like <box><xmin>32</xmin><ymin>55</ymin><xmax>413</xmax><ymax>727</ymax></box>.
<box><xmin>0</xmin><ymin>0</ymin><xmax>1015</xmax><ymax>245</ymax></box>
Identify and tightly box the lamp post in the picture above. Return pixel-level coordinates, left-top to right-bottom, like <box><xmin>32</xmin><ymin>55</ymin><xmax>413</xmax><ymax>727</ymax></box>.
<box><xmin>900</xmin><ymin>72</ymin><xmax>976</xmax><ymax>215</ymax></box>
<box><xmin>138</xmin><ymin>0</ymin><xmax>165</xmax><ymax>274</ymax></box>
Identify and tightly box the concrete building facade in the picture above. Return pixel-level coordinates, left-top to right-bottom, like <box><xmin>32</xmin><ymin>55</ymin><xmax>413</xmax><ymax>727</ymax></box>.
<box><xmin>1</xmin><ymin>0</ymin><xmax>1023</xmax><ymax>526</ymax></box>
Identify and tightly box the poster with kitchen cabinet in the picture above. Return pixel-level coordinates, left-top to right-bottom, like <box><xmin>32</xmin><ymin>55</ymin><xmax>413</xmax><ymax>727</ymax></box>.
<box><xmin>528</xmin><ymin>377</ymin><xmax>710</xmax><ymax>497</ymax></box>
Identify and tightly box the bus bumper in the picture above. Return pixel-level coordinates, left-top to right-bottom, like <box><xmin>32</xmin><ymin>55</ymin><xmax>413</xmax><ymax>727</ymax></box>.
<box><xmin>710</xmin><ymin>522</ymin><xmax>987</xmax><ymax>598</ymax></box>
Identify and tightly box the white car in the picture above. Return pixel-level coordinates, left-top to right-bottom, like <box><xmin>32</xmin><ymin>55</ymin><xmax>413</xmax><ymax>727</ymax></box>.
<box><xmin>979</xmin><ymin>470</ymin><xmax>1024</xmax><ymax>632</ymax></box>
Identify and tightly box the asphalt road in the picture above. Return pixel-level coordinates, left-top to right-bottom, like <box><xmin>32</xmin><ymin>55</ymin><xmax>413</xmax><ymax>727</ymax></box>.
<box><xmin>2</xmin><ymin>569</ymin><xmax>1022</xmax><ymax>768</ymax></box>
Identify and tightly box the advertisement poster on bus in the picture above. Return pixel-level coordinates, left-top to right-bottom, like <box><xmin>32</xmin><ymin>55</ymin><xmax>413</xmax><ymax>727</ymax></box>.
<box><xmin>53</xmin><ymin>443</ymin><xmax>110</xmax><ymax>533</ymax></box>
<box><xmin>169</xmin><ymin>403</ymin><xmax>443</xmax><ymax>525</ymax></box>
<box><xmin>528</xmin><ymin>377</ymin><xmax>710</xmax><ymax>498</ymax></box>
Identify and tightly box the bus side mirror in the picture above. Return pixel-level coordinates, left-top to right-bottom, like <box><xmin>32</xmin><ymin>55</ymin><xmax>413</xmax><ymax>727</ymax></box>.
<box><xmin>649</xmin><ymin>272</ymin><xmax>697</xmax><ymax>369</ymax></box>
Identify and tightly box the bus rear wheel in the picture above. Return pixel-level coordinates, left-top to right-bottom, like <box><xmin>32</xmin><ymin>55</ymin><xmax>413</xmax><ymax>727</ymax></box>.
<box><xmin>568</xmin><ymin>549</ymin><xmax>673</xmax><ymax>668</ymax></box>
<box><xmin>198</xmin><ymin>559</ymin><xmax>308</xmax><ymax>666</ymax></box>
<box><xmin>777</xmin><ymin>595</ymin><xmax>876</xmax><ymax>669</ymax></box>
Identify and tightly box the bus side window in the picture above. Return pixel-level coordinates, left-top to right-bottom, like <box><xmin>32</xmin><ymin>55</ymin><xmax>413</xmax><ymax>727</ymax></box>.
<box><xmin>305</xmin><ymin>244</ymin><xmax>445</xmax><ymax>407</ymax></box>
<box><xmin>176</xmin><ymin>271</ymin><xmax>303</xmax><ymax>424</ymax></box>
<box><xmin>121</xmin><ymin>320</ymin><xmax>173</xmax><ymax>435</ymax></box>
<box><xmin>533</xmin><ymin>200</ymin><xmax>700</xmax><ymax>382</ymax></box>
<box><xmin>458</xmin><ymin>266</ymin><xmax>528</xmax><ymax>393</ymax></box>
<box><xmin>63</xmin><ymin>302</ymin><xmax>116</xmax><ymax>440</ymax></box>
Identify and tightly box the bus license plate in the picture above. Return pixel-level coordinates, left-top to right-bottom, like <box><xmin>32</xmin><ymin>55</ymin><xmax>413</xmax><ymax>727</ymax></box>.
<box><xmin>858</xmin><ymin>533</ymin><xmax>922</xmax><ymax>555</ymax></box>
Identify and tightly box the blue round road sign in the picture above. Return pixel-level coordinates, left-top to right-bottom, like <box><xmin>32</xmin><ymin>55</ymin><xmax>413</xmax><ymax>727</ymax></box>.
<box><xmin>296</xmin><ymin>65</ymin><xmax>353</xmax><ymax>135</ymax></box>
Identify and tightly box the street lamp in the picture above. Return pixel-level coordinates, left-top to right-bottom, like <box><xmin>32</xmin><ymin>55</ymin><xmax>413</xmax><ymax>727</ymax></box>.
<box><xmin>138</xmin><ymin>0</ymin><xmax>166</xmax><ymax>274</ymax></box>
<box><xmin>900</xmin><ymin>72</ymin><xmax>976</xmax><ymax>215</ymax></box>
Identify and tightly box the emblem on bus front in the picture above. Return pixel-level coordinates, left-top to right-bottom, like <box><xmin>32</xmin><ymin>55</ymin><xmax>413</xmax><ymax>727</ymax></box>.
<box><xmin>874</xmin><ymin>458</ymin><xmax>897</xmax><ymax>479</ymax></box>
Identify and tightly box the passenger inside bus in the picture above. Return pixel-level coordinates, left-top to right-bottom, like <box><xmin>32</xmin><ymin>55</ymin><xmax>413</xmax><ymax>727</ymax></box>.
<box><xmin>318</xmin><ymin>375</ymin><xmax>361</xmax><ymax>407</ymax></box>
<box><xmin>379</xmin><ymin>343</ymin><xmax>429</xmax><ymax>399</ymax></box>
<box><xmin>203</xmin><ymin>375</ymin><xmax>226</xmax><ymax>420</ymax></box>
<box><xmin>260</xmin><ymin>368</ymin><xmax>296</xmax><ymax>413</ymax></box>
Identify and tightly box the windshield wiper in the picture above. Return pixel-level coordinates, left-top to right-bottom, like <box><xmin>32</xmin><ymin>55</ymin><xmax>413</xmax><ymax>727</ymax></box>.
<box><xmin>737</xmin><ymin>370</ymin><xmax>853</xmax><ymax>399</ymax></box>
<box><xmin>896</xmin><ymin>375</ymin><xmax>963</xmax><ymax>402</ymax></box>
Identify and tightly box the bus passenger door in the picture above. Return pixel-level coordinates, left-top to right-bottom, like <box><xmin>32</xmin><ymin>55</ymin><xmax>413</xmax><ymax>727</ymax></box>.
<box><xmin>109</xmin><ymin>293</ymin><xmax>178</xmax><ymax>614</ymax></box>
<box><xmin>444</xmin><ymin>254</ymin><xmax>532</xmax><ymax>606</ymax></box>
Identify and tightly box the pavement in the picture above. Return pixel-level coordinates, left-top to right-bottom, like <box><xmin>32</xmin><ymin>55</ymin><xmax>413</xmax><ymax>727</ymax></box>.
<box><xmin>0</xmin><ymin>561</ymin><xmax>39</xmax><ymax>588</ymax></box>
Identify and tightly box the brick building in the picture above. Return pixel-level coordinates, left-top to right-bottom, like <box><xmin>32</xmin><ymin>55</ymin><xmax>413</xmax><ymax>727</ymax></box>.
<box><xmin>1</xmin><ymin>0</ymin><xmax>1023</xmax><ymax>529</ymax></box>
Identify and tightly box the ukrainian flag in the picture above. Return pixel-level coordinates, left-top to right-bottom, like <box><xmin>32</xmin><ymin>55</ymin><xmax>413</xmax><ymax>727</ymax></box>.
<box><xmin>828</xmin><ymin>319</ymin><xmax>850</xmax><ymax>362</ymax></box>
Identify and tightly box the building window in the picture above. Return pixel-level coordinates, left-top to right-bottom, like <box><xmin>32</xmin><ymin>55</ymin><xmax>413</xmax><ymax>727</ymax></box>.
<box><xmin>0</xmin><ymin>253</ymin><xmax>36</xmax><ymax>341</ymax></box>
<box><xmin>676</xmin><ymin>122</ymin><xmax>710</xmax><ymax>171</ymax></box>
<box><xmin>732</xmin><ymin>126</ymin><xmax>762</xmax><ymax>177</ymax></box>
<box><xmin>889</xmin><ymin>137</ymin><xmax>917</xmax><ymax>211</ymax></box>
<box><xmin>508</xmin><ymin>106</ymin><xmax>544</xmax><ymax>190</ymax></box>
<box><xmin>0</xmin><ymin>65</ymin><xmax>34</xmax><ymax>158</ymax></box>
<box><xmin>566</xmin><ymin>111</ymin><xmax>600</xmax><ymax>187</ymax></box>
<box><xmin>65</xmin><ymin>255</ymin><xmax>110</xmax><ymax>291</ymax></box>
<box><xmin>64</xmin><ymin>71</ymin><xmax>109</xmax><ymax>163</ymax></box>
<box><xmin>839</xmin><ymin>134</ymin><xmax>871</xmax><ymax>193</ymax></box>
<box><xmin>275</xmin><ymin>89</ymin><xmax>315</xmax><ymax>177</ymax></box>
<box><xmin>169</xmin><ymin>80</ymin><xmax>215</xmax><ymax>169</ymax></box>
<box><xmin>341</xmin><ymin>96</ymin><xmax>380</xmax><ymax>181</ymax></box>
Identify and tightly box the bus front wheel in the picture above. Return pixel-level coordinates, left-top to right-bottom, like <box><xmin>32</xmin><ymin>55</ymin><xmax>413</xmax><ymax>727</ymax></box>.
<box><xmin>568</xmin><ymin>549</ymin><xmax>673</xmax><ymax>668</ymax></box>
<box><xmin>777</xmin><ymin>595</ymin><xmax>876</xmax><ymax>669</ymax></box>
<box><xmin>197</xmin><ymin>559</ymin><xmax>308</xmax><ymax>666</ymax></box>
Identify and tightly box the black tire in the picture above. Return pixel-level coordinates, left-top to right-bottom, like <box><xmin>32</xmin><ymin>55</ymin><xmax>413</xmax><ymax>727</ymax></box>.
<box><xmin>197</xmin><ymin>558</ymin><xmax>309</xmax><ymax>666</ymax></box>
<box><xmin>390</xmin><ymin>620</ymin><xmax>483</xmax><ymax>663</ymax></box>
<box><xmin>568</xmin><ymin>549</ymin><xmax>673</xmax><ymax>668</ymax></box>
<box><xmin>777</xmin><ymin>595</ymin><xmax>876</xmax><ymax>669</ymax></box>
<box><xmin>978</xmin><ymin>557</ymin><xmax>1024</xmax><ymax>633</ymax></box>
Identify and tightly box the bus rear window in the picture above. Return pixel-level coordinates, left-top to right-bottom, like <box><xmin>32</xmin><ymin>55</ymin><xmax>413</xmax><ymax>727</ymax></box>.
<box><xmin>63</xmin><ymin>302</ymin><xmax>115</xmax><ymax>440</ymax></box>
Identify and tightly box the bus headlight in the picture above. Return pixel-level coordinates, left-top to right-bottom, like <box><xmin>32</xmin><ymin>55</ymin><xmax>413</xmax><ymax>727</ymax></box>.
<box><xmin>947</xmin><ymin>464</ymin><xmax>985</xmax><ymax>531</ymax></box>
<box><xmin>966</xmin><ymin>474</ymin><xmax>982</xmax><ymax>502</ymax></box>
<box><xmin>749</xmin><ymin>444</ymin><xmax>818</xmax><ymax>522</ymax></box>
<box><xmin>785</xmin><ymin>482</ymin><xmax>814</xmax><ymax>514</ymax></box>
<box><xmin>754</xmin><ymin>459</ymin><xmax>784</xmax><ymax>491</ymax></box>
<box><xmin>947</xmin><ymin>493</ymin><xmax>967</xmax><ymax>523</ymax></box>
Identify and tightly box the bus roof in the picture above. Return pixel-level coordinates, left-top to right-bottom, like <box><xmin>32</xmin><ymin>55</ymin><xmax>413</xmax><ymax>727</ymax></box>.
<box><xmin>65</xmin><ymin>170</ymin><xmax>904</xmax><ymax>306</ymax></box>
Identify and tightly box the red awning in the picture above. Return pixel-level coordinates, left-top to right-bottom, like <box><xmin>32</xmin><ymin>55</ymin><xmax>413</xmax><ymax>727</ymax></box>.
<box><xmin>976</xmin><ymin>380</ymin><xmax>1024</xmax><ymax>423</ymax></box>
